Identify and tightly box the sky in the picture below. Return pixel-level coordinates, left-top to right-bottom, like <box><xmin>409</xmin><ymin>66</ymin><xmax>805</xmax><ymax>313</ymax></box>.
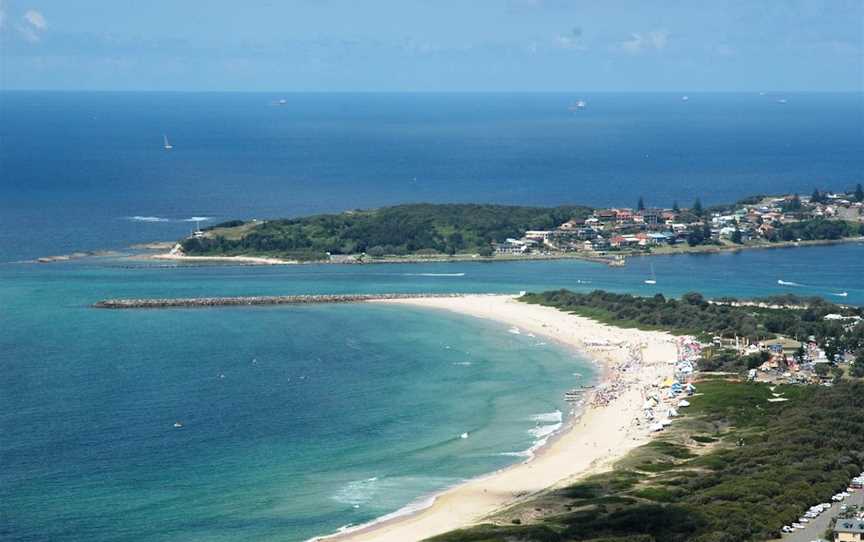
<box><xmin>1</xmin><ymin>0</ymin><xmax>862</xmax><ymax>92</ymax></box>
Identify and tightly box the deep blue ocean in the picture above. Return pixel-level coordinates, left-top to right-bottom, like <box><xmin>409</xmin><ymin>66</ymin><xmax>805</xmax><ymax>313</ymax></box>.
<box><xmin>1</xmin><ymin>92</ymin><xmax>863</xmax><ymax>541</ymax></box>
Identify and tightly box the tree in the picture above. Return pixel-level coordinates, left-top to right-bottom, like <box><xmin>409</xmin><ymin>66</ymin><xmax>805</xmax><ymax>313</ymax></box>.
<box><xmin>855</xmin><ymin>183</ymin><xmax>864</xmax><ymax>203</ymax></box>
<box><xmin>477</xmin><ymin>245</ymin><xmax>494</xmax><ymax>257</ymax></box>
<box><xmin>672</xmin><ymin>201</ymin><xmax>680</xmax><ymax>213</ymax></box>
<box><xmin>811</xmin><ymin>188</ymin><xmax>825</xmax><ymax>204</ymax></box>
<box><xmin>783</xmin><ymin>194</ymin><xmax>802</xmax><ymax>212</ymax></box>
<box><xmin>692</xmin><ymin>198</ymin><xmax>703</xmax><ymax>216</ymax></box>
<box><xmin>702</xmin><ymin>223</ymin><xmax>713</xmax><ymax>243</ymax></box>
<box><xmin>687</xmin><ymin>227</ymin><xmax>705</xmax><ymax>246</ymax></box>
<box><xmin>794</xmin><ymin>344</ymin><xmax>806</xmax><ymax>364</ymax></box>
<box><xmin>731</xmin><ymin>228</ymin><xmax>743</xmax><ymax>244</ymax></box>
<box><xmin>637</xmin><ymin>196</ymin><xmax>645</xmax><ymax>211</ymax></box>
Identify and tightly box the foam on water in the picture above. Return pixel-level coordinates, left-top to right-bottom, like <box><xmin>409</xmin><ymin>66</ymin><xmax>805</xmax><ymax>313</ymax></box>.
<box><xmin>333</xmin><ymin>477</ymin><xmax>380</xmax><ymax>507</ymax></box>
<box><xmin>530</xmin><ymin>410</ymin><xmax>563</xmax><ymax>423</ymax></box>
<box><xmin>125</xmin><ymin>215</ymin><xmax>213</xmax><ymax>223</ymax></box>
<box><xmin>403</xmin><ymin>272</ymin><xmax>466</xmax><ymax>277</ymax></box>
<box><xmin>127</xmin><ymin>215</ymin><xmax>171</xmax><ymax>222</ymax></box>
<box><xmin>528</xmin><ymin>422</ymin><xmax>563</xmax><ymax>440</ymax></box>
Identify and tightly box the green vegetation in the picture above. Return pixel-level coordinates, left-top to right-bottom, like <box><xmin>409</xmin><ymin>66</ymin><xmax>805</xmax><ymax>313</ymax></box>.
<box><xmin>428</xmin><ymin>380</ymin><xmax>864</xmax><ymax>542</ymax></box>
<box><xmin>771</xmin><ymin>218</ymin><xmax>861</xmax><ymax>242</ymax></box>
<box><xmin>521</xmin><ymin>289</ymin><xmax>864</xmax><ymax>348</ymax></box>
<box><xmin>180</xmin><ymin>190</ymin><xmax>864</xmax><ymax>260</ymax></box>
<box><xmin>182</xmin><ymin>203</ymin><xmax>591</xmax><ymax>260</ymax></box>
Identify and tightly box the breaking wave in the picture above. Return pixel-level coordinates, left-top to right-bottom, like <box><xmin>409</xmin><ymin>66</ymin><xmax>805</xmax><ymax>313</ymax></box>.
<box><xmin>125</xmin><ymin>216</ymin><xmax>213</xmax><ymax>223</ymax></box>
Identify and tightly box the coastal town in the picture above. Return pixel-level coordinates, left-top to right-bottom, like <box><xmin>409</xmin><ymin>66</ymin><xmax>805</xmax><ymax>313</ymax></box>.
<box><xmin>494</xmin><ymin>188</ymin><xmax>864</xmax><ymax>258</ymax></box>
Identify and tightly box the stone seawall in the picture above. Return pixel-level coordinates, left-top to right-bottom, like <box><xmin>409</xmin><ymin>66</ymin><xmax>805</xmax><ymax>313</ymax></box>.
<box><xmin>93</xmin><ymin>293</ymin><xmax>471</xmax><ymax>309</ymax></box>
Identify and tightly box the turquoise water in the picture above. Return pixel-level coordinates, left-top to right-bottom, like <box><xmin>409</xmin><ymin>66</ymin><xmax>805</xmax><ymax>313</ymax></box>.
<box><xmin>2</xmin><ymin>243</ymin><xmax>863</xmax><ymax>541</ymax></box>
<box><xmin>1</xmin><ymin>265</ymin><xmax>592</xmax><ymax>542</ymax></box>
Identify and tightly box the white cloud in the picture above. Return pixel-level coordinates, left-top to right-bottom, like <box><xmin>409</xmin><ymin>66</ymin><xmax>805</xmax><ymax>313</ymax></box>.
<box><xmin>17</xmin><ymin>8</ymin><xmax>47</xmax><ymax>42</ymax></box>
<box><xmin>554</xmin><ymin>34</ymin><xmax>587</xmax><ymax>51</ymax></box>
<box><xmin>24</xmin><ymin>9</ymin><xmax>46</xmax><ymax>29</ymax></box>
<box><xmin>619</xmin><ymin>30</ymin><xmax>669</xmax><ymax>54</ymax></box>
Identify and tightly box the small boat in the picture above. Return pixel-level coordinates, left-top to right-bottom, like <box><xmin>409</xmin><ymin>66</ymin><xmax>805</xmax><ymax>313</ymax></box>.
<box><xmin>173</xmin><ymin>422</ymin><xmax>183</xmax><ymax>428</ymax></box>
<box><xmin>776</xmin><ymin>98</ymin><xmax>788</xmax><ymax>104</ymax></box>
<box><xmin>834</xmin><ymin>292</ymin><xmax>849</xmax><ymax>297</ymax></box>
<box><xmin>681</xmin><ymin>95</ymin><xmax>689</xmax><ymax>102</ymax></box>
<box><xmin>460</xmin><ymin>432</ymin><xmax>469</xmax><ymax>439</ymax></box>
<box><xmin>568</xmin><ymin>100</ymin><xmax>587</xmax><ymax>112</ymax></box>
<box><xmin>644</xmin><ymin>263</ymin><xmax>657</xmax><ymax>285</ymax></box>
<box><xmin>163</xmin><ymin>135</ymin><xmax>173</xmax><ymax>150</ymax></box>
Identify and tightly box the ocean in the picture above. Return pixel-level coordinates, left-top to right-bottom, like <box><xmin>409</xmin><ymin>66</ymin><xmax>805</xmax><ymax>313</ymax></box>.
<box><xmin>1</xmin><ymin>92</ymin><xmax>863</xmax><ymax>541</ymax></box>
<box><xmin>1</xmin><ymin>91</ymin><xmax>862</xmax><ymax>262</ymax></box>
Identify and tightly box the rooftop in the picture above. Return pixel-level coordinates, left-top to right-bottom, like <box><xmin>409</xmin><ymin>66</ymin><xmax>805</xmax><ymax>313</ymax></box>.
<box><xmin>835</xmin><ymin>520</ymin><xmax>864</xmax><ymax>534</ymax></box>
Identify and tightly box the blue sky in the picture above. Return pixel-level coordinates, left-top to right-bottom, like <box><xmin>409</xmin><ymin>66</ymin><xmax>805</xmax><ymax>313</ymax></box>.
<box><xmin>1</xmin><ymin>0</ymin><xmax>862</xmax><ymax>91</ymax></box>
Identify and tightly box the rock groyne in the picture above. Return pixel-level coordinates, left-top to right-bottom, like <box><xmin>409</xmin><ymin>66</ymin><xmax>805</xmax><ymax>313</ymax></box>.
<box><xmin>93</xmin><ymin>293</ymin><xmax>471</xmax><ymax>309</ymax></box>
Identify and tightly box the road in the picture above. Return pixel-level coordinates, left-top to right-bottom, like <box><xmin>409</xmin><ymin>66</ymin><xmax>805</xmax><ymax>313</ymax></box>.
<box><xmin>780</xmin><ymin>488</ymin><xmax>863</xmax><ymax>542</ymax></box>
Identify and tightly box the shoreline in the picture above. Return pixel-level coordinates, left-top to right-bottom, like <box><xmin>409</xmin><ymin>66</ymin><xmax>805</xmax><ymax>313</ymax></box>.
<box><xmin>27</xmin><ymin>235</ymin><xmax>863</xmax><ymax>267</ymax></box>
<box><xmin>146</xmin><ymin>235</ymin><xmax>863</xmax><ymax>266</ymax></box>
<box><xmin>313</xmin><ymin>295</ymin><xmax>679</xmax><ymax>542</ymax></box>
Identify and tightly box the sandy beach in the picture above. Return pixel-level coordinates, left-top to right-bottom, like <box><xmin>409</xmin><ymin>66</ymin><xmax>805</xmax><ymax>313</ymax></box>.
<box><xmin>149</xmin><ymin>245</ymin><xmax>293</xmax><ymax>265</ymax></box>
<box><xmin>317</xmin><ymin>294</ymin><xmax>679</xmax><ymax>542</ymax></box>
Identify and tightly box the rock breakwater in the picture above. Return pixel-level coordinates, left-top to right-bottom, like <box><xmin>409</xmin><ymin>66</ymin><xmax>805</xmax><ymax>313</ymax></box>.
<box><xmin>93</xmin><ymin>293</ymin><xmax>471</xmax><ymax>309</ymax></box>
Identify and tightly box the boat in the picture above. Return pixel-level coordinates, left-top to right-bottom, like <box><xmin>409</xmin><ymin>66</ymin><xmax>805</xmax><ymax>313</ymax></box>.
<box><xmin>681</xmin><ymin>95</ymin><xmax>689</xmax><ymax>101</ymax></box>
<box><xmin>460</xmin><ymin>432</ymin><xmax>469</xmax><ymax>439</ymax></box>
<box><xmin>163</xmin><ymin>135</ymin><xmax>173</xmax><ymax>150</ymax></box>
<box><xmin>173</xmin><ymin>422</ymin><xmax>183</xmax><ymax>428</ymax></box>
<box><xmin>836</xmin><ymin>292</ymin><xmax>849</xmax><ymax>297</ymax></box>
<box><xmin>568</xmin><ymin>100</ymin><xmax>587</xmax><ymax>112</ymax></box>
<box><xmin>644</xmin><ymin>263</ymin><xmax>657</xmax><ymax>285</ymax></box>
<box><xmin>776</xmin><ymin>98</ymin><xmax>788</xmax><ymax>104</ymax></box>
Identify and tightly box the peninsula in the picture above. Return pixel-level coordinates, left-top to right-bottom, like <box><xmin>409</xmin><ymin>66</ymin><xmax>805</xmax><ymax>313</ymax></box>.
<box><xmin>159</xmin><ymin>188</ymin><xmax>864</xmax><ymax>266</ymax></box>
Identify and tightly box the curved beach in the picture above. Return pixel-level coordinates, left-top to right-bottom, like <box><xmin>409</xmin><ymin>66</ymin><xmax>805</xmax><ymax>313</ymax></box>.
<box><xmin>317</xmin><ymin>294</ymin><xmax>678</xmax><ymax>542</ymax></box>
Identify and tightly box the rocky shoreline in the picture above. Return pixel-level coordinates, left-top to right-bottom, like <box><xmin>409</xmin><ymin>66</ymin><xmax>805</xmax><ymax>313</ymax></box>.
<box><xmin>93</xmin><ymin>292</ymin><xmax>473</xmax><ymax>309</ymax></box>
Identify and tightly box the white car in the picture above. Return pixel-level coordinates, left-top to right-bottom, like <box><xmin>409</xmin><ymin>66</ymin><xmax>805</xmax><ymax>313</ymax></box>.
<box><xmin>792</xmin><ymin>523</ymin><xmax>805</xmax><ymax>529</ymax></box>
<box><xmin>782</xmin><ymin>525</ymin><xmax>794</xmax><ymax>533</ymax></box>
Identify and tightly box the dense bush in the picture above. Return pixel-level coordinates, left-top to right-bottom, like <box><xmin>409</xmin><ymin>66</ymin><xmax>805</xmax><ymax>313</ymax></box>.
<box><xmin>182</xmin><ymin>203</ymin><xmax>592</xmax><ymax>257</ymax></box>
<box><xmin>521</xmin><ymin>290</ymin><xmax>864</xmax><ymax>353</ymax></box>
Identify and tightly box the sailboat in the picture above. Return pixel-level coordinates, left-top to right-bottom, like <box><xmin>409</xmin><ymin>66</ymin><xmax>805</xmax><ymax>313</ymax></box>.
<box><xmin>568</xmin><ymin>100</ymin><xmax>587</xmax><ymax>112</ymax></box>
<box><xmin>644</xmin><ymin>263</ymin><xmax>657</xmax><ymax>285</ymax></box>
<box><xmin>163</xmin><ymin>135</ymin><xmax>173</xmax><ymax>150</ymax></box>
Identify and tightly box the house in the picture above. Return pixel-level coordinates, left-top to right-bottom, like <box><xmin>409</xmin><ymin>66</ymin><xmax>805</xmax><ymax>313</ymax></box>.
<box><xmin>594</xmin><ymin>209</ymin><xmax>617</xmax><ymax>222</ymax></box>
<box><xmin>524</xmin><ymin>230</ymin><xmax>554</xmax><ymax>243</ymax></box>
<box><xmin>559</xmin><ymin>219</ymin><xmax>584</xmax><ymax>230</ymax></box>
<box><xmin>640</xmin><ymin>208</ymin><xmax>662</xmax><ymax>226</ymax></box>
<box><xmin>494</xmin><ymin>238</ymin><xmax>533</xmax><ymax>255</ymax></box>
<box><xmin>615</xmin><ymin>208</ymin><xmax>634</xmax><ymax>224</ymax></box>
<box><xmin>834</xmin><ymin>520</ymin><xmax>864</xmax><ymax>541</ymax></box>
<box><xmin>647</xmin><ymin>232</ymin><xmax>672</xmax><ymax>245</ymax></box>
